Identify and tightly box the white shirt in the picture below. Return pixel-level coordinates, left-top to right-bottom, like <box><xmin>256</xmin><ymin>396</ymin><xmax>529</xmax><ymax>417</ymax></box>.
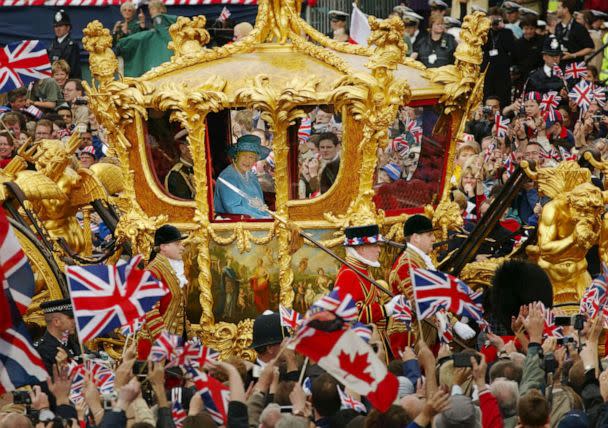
<box><xmin>543</xmin><ymin>64</ymin><xmax>552</xmax><ymax>78</ymax></box>
<box><xmin>407</xmin><ymin>243</ymin><xmax>436</xmax><ymax>270</ymax></box>
<box><xmin>168</xmin><ymin>259</ymin><xmax>188</xmax><ymax>288</ymax></box>
<box><xmin>57</xmin><ymin>34</ymin><xmax>68</xmax><ymax>44</ymax></box>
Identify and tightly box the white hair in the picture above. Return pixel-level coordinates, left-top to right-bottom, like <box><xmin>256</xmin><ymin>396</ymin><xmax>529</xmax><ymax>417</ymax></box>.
<box><xmin>490</xmin><ymin>378</ymin><xmax>519</xmax><ymax>418</ymax></box>
<box><xmin>259</xmin><ymin>403</ymin><xmax>282</xmax><ymax>428</ymax></box>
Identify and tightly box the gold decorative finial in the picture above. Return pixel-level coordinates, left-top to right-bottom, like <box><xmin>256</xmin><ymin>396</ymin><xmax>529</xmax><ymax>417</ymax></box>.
<box><xmin>82</xmin><ymin>20</ymin><xmax>118</xmax><ymax>84</ymax></box>
<box><xmin>168</xmin><ymin>16</ymin><xmax>211</xmax><ymax>57</ymax></box>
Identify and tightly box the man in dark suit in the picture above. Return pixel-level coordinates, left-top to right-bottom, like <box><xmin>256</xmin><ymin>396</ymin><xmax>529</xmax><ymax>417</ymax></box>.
<box><xmin>48</xmin><ymin>10</ymin><xmax>82</xmax><ymax>79</ymax></box>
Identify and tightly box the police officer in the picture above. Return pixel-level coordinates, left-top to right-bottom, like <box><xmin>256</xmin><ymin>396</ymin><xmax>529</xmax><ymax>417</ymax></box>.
<box><xmin>165</xmin><ymin>129</ymin><xmax>195</xmax><ymax>200</ymax></box>
<box><xmin>526</xmin><ymin>36</ymin><xmax>566</xmax><ymax>94</ymax></box>
<box><xmin>48</xmin><ymin>10</ymin><xmax>82</xmax><ymax>79</ymax></box>
<box><xmin>34</xmin><ymin>298</ymin><xmax>80</xmax><ymax>374</ymax></box>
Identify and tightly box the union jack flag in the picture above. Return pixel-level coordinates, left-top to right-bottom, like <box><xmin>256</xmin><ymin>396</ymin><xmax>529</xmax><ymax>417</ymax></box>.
<box><xmin>392</xmin><ymin>295</ymin><xmax>413</xmax><ymax>325</ymax></box>
<box><xmin>308</xmin><ymin>288</ymin><xmax>358</xmax><ymax>322</ymax></box>
<box><xmin>552</xmin><ymin>65</ymin><xmax>564</xmax><ymax>79</ymax></box>
<box><xmin>494</xmin><ymin>113</ymin><xmax>510</xmax><ymax>138</ymax></box>
<box><xmin>351</xmin><ymin>322</ymin><xmax>372</xmax><ymax>343</ymax></box>
<box><xmin>66</xmin><ymin>255</ymin><xmax>168</xmax><ymax>343</ymax></box>
<box><xmin>171</xmin><ymin>388</ymin><xmax>187</xmax><ymax>428</ymax></box>
<box><xmin>218</xmin><ymin>6</ymin><xmax>231</xmax><ymax>22</ymax></box>
<box><xmin>68</xmin><ymin>363</ymin><xmax>85</xmax><ymax>404</ymax></box>
<box><xmin>0</xmin><ymin>40</ymin><xmax>52</xmax><ymax>93</ymax></box>
<box><xmin>483</xmin><ymin>143</ymin><xmax>496</xmax><ymax>164</ymax></box>
<box><xmin>0</xmin><ymin>207</ymin><xmax>35</xmax><ymax>317</ymax></box>
<box><xmin>503</xmin><ymin>152</ymin><xmax>516</xmax><ymax>176</ymax></box>
<box><xmin>198</xmin><ymin>343</ymin><xmax>220</xmax><ymax>368</ymax></box>
<box><xmin>542</xmin><ymin>306</ymin><xmax>564</xmax><ymax>338</ymax></box>
<box><xmin>389</xmin><ymin>134</ymin><xmax>410</xmax><ymax>158</ymax></box>
<box><xmin>189</xmin><ymin>367</ymin><xmax>230</xmax><ymax>425</ymax></box>
<box><xmin>149</xmin><ymin>330</ymin><xmax>180</xmax><ymax>363</ymax></box>
<box><xmin>337</xmin><ymin>386</ymin><xmax>367</xmax><ymax>413</ymax></box>
<box><xmin>580</xmin><ymin>276</ymin><xmax>607</xmax><ymax>319</ymax></box>
<box><xmin>279</xmin><ymin>305</ymin><xmax>302</xmax><ymax>330</ymax></box>
<box><xmin>411</xmin><ymin>268</ymin><xmax>484</xmax><ymax>321</ymax></box>
<box><xmin>559</xmin><ymin>146</ymin><xmax>577</xmax><ymax>162</ymax></box>
<box><xmin>120</xmin><ymin>317</ymin><xmax>144</xmax><ymax>337</ymax></box>
<box><xmin>405</xmin><ymin>119</ymin><xmax>423</xmax><ymax>144</ymax></box>
<box><xmin>87</xmin><ymin>359</ymin><xmax>115</xmax><ymax>394</ymax></box>
<box><xmin>593</xmin><ymin>86</ymin><xmax>606</xmax><ymax>107</ymax></box>
<box><xmin>0</xmin><ymin>293</ymin><xmax>48</xmax><ymax>394</ymax></box>
<box><xmin>564</xmin><ymin>62</ymin><xmax>588</xmax><ymax>80</ymax></box>
<box><xmin>540</xmin><ymin>92</ymin><xmax>561</xmax><ymax>121</ymax></box>
<box><xmin>569</xmin><ymin>79</ymin><xmax>593</xmax><ymax>112</ymax></box>
<box><xmin>298</xmin><ymin>117</ymin><xmax>312</xmax><ymax>144</ymax></box>
<box><xmin>167</xmin><ymin>339</ymin><xmax>203</xmax><ymax>369</ymax></box>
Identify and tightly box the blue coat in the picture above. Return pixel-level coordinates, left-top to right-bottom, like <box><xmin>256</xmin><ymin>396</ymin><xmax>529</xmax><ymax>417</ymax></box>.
<box><xmin>214</xmin><ymin>164</ymin><xmax>269</xmax><ymax>218</ymax></box>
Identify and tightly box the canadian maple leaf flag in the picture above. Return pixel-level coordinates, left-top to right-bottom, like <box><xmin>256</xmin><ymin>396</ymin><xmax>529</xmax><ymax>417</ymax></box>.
<box><xmin>292</xmin><ymin>324</ymin><xmax>397</xmax><ymax>412</ymax></box>
<box><xmin>349</xmin><ymin>3</ymin><xmax>371</xmax><ymax>46</ymax></box>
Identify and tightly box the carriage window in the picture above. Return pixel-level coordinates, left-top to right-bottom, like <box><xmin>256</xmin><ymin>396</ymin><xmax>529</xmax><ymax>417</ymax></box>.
<box><xmin>373</xmin><ymin>103</ymin><xmax>451</xmax><ymax>212</ymax></box>
<box><xmin>144</xmin><ymin>110</ymin><xmax>195</xmax><ymax>200</ymax></box>
<box><xmin>293</xmin><ymin>105</ymin><xmax>343</xmax><ymax>200</ymax></box>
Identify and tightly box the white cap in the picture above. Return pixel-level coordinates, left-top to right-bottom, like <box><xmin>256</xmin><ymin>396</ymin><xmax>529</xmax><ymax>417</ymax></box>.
<box><xmin>519</xmin><ymin>7</ymin><xmax>539</xmax><ymax>16</ymax></box>
<box><xmin>404</xmin><ymin>11</ymin><xmax>424</xmax><ymax>22</ymax></box>
<box><xmin>444</xmin><ymin>16</ymin><xmax>461</xmax><ymax>27</ymax></box>
<box><xmin>537</xmin><ymin>19</ymin><xmax>547</xmax><ymax>27</ymax></box>
<box><xmin>472</xmin><ymin>5</ymin><xmax>487</xmax><ymax>13</ymax></box>
<box><xmin>428</xmin><ymin>0</ymin><xmax>448</xmax><ymax>8</ymax></box>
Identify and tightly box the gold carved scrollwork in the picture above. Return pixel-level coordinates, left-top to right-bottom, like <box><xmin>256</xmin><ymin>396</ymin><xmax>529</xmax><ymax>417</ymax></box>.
<box><xmin>329</xmin><ymin>16</ymin><xmax>411</xmax><ymax>228</ymax></box>
<box><xmin>150</xmin><ymin>78</ymin><xmax>227</xmax><ymax>327</ymax></box>
<box><xmin>235</xmin><ymin>75</ymin><xmax>322</xmax><ymax>308</ymax></box>
<box><xmin>192</xmin><ymin>319</ymin><xmax>256</xmax><ymax>361</ymax></box>
<box><xmin>208</xmin><ymin>222</ymin><xmax>278</xmax><ymax>253</ymax></box>
<box><xmin>82</xmin><ymin>20</ymin><xmax>164</xmax><ymax>256</ymax></box>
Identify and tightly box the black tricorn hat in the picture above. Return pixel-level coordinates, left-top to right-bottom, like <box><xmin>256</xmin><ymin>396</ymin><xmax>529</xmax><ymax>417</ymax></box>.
<box><xmin>251</xmin><ymin>312</ymin><xmax>288</xmax><ymax>349</ymax></box>
<box><xmin>40</xmin><ymin>298</ymin><xmax>73</xmax><ymax>316</ymax></box>
<box><xmin>154</xmin><ymin>224</ymin><xmax>187</xmax><ymax>247</ymax></box>
<box><xmin>542</xmin><ymin>36</ymin><xmax>563</xmax><ymax>56</ymax></box>
<box><xmin>343</xmin><ymin>224</ymin><xmax>384</xmax><ymax>247</ymax></box>
<box><xmin>54</xmin><ymin>9</ymin><xmax>71</xmax><ymax>26</ymax></box>
<box><xmin>404</xmin><ymin>214</ymin><xmax>435</xmax><ymax>236</ymax></box>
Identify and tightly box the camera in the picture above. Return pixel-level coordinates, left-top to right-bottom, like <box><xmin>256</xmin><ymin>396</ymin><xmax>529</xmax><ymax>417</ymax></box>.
<box><xmin>73</xmin><ymin>97</ymin><xmax>88</xmax><ymax>106</ymax></box>
<box><xmin>101</xmin><ymin>392</ymin><xmax>117</xmax><ymax>410</ymax></box>
<box><xmin>12</xmin><ymin>391</ymin><xmax>31</xmax><ymax>405</ymax></box>
<box><xmin>543</xmin><ymin>354</ymin><xmax>558</xmax><ymax>373</ymax></box>
<box><xmin>557</xmin><ymin>336</ymin><xmax>575</xmax><ymax>345</ymax></box>
<box><xmin>452</xmin><ymin>352</ymin><xmax>481</xmax><ymax>368</ymax></box>
<box><xmin>492</xmin><ymin>18</ymin><xmax>502</xmax><ymax>27</ymax></box>
<box><xmin>482</xmin><ymin>106</ymin><xmax>493</xmax><ymax>116</ymax></box>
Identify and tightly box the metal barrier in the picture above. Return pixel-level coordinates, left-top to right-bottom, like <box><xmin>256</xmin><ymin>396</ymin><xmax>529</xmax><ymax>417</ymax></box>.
<box><xmin>308</xmin><ymin>0</ymin><xmax>396</xmax><ymax>34</ymax></box>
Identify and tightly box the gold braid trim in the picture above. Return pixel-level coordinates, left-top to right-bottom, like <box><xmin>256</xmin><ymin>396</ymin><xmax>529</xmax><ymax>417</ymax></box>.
<box><xmin>147</xmin><ymin>254</ymin><xmax>184</xmax><ymax>335</ymax></box>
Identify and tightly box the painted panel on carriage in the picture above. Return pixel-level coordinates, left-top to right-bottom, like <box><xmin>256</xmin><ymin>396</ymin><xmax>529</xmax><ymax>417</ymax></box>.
<box><xmin>185</xmin><ymin>229</ymin><xmax>341</xmax><ymax>324</ymax></box>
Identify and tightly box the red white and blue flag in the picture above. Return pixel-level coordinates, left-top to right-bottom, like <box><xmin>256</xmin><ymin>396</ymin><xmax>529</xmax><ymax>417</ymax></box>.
<box><xmin>593</xmin><ymin>86</ymin><xmax>606</xmax><ymax>107</ymax></box>
<box><xmin>279</xmin><ymin>305</ymin><xmax>302</xmax><ymax>330</ymax></box>
<box><xmin>411</xmin><ymin>268</ymin><xmax>484</xmax><ymax>321</ymax></box>
<box><xmin>0</xmin><ymin>40</ymin><xmax>51</xmax><ymax>93</ymax></box>
<box><xmin>503</xmin><ymin>152</ymin><xmax>516</xmax><ymax>176</ymax></box>
<box><xmin>218</xmin><ymin>6</ymin><xmax>231</xmax><ymax>22</ymax></box>
<box><xmin>351</xmin><ymin>322</ymin><xmax>372</xmax><ymax>343</ymax></box>
<box><xmin>569</xmin><ymin>79</ymin><xmax>593</xmax><ymax>112</ymax></box>
<box><xmin>392</xmin><ymin>295</ymin><xmax>413</xmax><ymax>325</ymax></box>
<box><xmin>494</xmin><ymin>113</ymin><xmax>510</xmax><ymax>138</ymax></box>
<box><xmin>580</xmin><ymin>276</ymin><xmax>607</xmax><ymax>319</ymax></box>
<box><xmin>66</xmin><ymin>256</ymin><xmax>168</xmax><ymax>343</ymax></box>
<box><xmin>542</xmin><ymin>306</ymin><xmax>564</xmax><ymax>339</ymax></box>
<box><xmin>149</xmin><ymin>330</ymin><xmax>180</xmax><ymax>363</ymax></box>
<box><xmin>390</xmin><ymin>134</ymin><xmax>411</xmax><ymax>158</ymax></box>
<box><xmin>0</xmin><ymin>294</ymin><xmax>48</xmax><ymax>394</ymax></box>
<box><xmin>308</xmin><ymin>289</ymin><xmax>358</xmax><ymax>322</ymax></box>
<box><xmin>552</xmin><ymin>65</ymin><xmax>564</xmax><ymax>79</ymax></box>
<box><xmin>171</xmin><ymin>388</ymin><xmax>187</xmax><ymax>428</ymax></box>
<box><xmin>121</xmin><ymin>317</ymin><xmax>144</xmax><ymax>337</ymax></box>
<box><xmin>405</xmin><ymin>119</ymin><xmax>423</xmax><ymax>144</ymax></box>
<box><xmin>564</xmin><ymin>62</ymin><xmax>588</xmax><ymax>80</ymax></box>
<box><xmin>337</xmin><ymin>386</ymin><xmax>367</xmax><ymax>413</ymax></box>
<box><xmin>298</xmin><ymin>117</ymin><xmax>312</xmax><ymax>144</ymax></box>
<box><xmin>167</xmin><ymin>338</ymin><xmax>203</xmax><ymax>369</ymax></box>
<box><xmin>189</xmin><ymin>367</ymin><xmax>230</xmax><ymax>425</ymax></box>
<box><xmin>0</xmin><ymin>207</ymin><xmax>35</xmax><ymax>317</ymax></box>
<box><xmin>540</xmin><ymin>92</ymin><xmax>561</xmax><ymax>121</ymax></box>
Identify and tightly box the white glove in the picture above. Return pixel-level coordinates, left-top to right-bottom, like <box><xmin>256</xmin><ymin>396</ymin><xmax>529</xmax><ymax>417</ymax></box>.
<box><xmin>454</xmin><ymin>320</ymin><xmax>476</xmax><ymax>340</ymax></box>
<box><xmin>435</xmin><ymin>310</ymin><xmax>450</xmax><ymax>338</ymax></box>
<box><xmin>384</xmin><ymin>295</ymin><xmax>403</xmax><ymax>316</ymax></box>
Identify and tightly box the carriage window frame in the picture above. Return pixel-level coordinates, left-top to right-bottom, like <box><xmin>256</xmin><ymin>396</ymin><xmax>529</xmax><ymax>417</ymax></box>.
<box><xmin>373</xmin><ymin>98</ymin><xmax>452</xmax><ymax>216</ymax></box>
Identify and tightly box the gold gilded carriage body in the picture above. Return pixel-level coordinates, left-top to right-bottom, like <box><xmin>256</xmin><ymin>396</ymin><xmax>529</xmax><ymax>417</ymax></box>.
<box><xmin>79</xmin><ymin>0</ymin><xmax>490</xmax><ymax>357</ymax></box>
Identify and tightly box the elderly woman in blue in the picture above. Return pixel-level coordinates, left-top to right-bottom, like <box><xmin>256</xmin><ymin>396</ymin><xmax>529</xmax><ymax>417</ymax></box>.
<box><xmin>214</xmin><ymin>134</ymin><xmax>271</xmax><ymax>219</ymax></box>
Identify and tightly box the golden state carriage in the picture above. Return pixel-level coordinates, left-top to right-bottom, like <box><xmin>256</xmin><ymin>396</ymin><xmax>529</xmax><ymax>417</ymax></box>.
<box><xmin>7</xmin><ymin>0</ymin><xmax>605</xmax><ymax>357</ymax></box>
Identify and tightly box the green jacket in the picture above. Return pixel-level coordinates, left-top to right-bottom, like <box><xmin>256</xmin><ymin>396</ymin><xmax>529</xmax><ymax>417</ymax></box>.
<box><xmin>600</xmin><ymin>33</ymin><xmax>608</xmax><ymax>82</ymax></box>
<box><xmin>112</xmin><ymin>19</ymin><xmax>145</xmax><ymax>44</ymax></box>
<box><xmin>115</xmin><ymin>13</ymin><xmax>178</xmax><ymax>77</ymax></box>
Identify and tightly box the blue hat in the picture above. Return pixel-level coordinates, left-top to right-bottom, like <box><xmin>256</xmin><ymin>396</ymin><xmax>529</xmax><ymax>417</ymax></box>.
<box><xmin>381</xmin><ymin>163</ymin><xmax>402</xmax><ymax>181</ymax></box>
<box><xmin>228</xmin><ymin>134</ymin><xmax>271</xmax><ymax>160</ymax></box>
<box><xmin>557</xmin><ymin>411</ymin><xmax>589</xmax><ymax>428</ymax></box>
